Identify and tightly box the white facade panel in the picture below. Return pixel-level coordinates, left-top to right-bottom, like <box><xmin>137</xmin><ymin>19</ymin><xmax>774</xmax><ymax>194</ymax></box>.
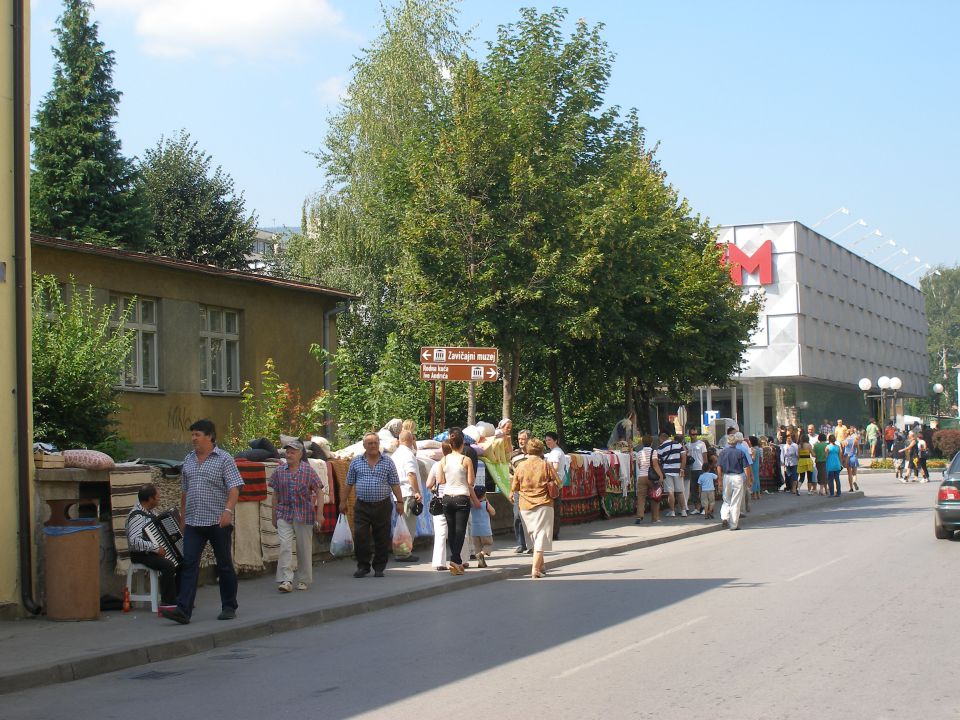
<box><xmin>721</xmin><ymin>221</ymin><xmax>928</xmax><ymax>396</ymax></box>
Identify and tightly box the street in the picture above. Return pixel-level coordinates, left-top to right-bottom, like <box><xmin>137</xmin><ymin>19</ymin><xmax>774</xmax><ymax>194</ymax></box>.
<box><xmin>5</xmin><ymin>474</ymin><xmax>958</xmax><ymax>720</ymax></box>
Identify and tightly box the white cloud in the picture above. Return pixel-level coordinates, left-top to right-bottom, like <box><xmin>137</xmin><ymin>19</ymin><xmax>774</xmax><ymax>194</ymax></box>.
<box><xmin>317</xmin><ymin>75</ymin><xmax>346</xmax><ymax>104</ymax></box>
<box><xmin>95</xmin><ymin>0</ymin><xmax>350</xmax><ymax>58</ymax></box>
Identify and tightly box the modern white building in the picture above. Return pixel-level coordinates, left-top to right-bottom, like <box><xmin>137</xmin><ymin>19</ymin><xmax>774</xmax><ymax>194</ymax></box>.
<box><xmin>701</xmin><ymin>221</ymin><xmax>927</xmax><ymax>437</ymax></box>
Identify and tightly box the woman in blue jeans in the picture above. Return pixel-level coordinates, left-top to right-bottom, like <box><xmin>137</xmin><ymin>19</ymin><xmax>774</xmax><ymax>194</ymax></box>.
<box><xmin>435</xmin><ymin>428</ymin><xmax>481</xmax><ymax>575</ymax></box>
<box><xmin>825</xmin><ymin>434</ymin><xmax>842</xmax><ymax>497</ymax></box>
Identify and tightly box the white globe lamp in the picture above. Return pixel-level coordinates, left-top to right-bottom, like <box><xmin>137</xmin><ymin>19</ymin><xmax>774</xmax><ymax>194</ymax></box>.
<box><xmin>933</xmin><ymin>383</ymin><xmax>945</xmax><ymax>394</ymax></box>
<box><xmin>889</xmin><ymin>377</ymin><xmax>902</xmax><ymax>391</ymax></box>
<box><xmin>858</xmin><ymin>378</ymin><xmax>872</xmax><ymax>392</ymax></box>
<box><xmin>877</xmin><ymin>376</ymin><xmax>891</xmax><ymax>390</ymax></box>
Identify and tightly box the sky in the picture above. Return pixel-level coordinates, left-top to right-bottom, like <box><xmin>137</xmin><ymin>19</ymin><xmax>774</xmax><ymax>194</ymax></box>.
<box><xmin>28</xmin><ymin>0</ymin><xmax>960</xmax><ymax>285</ymax></box>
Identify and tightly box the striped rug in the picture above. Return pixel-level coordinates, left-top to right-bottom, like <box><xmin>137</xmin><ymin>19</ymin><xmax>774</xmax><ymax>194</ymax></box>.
<box><xmin>110</xmin><ymin>467</ymin><xmax>160</xmax><ymax>575</ymax></box>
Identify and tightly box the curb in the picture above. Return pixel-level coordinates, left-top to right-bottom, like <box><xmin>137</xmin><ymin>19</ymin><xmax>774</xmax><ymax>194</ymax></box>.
<box><xmin>0</xmin><ymin>490</ymin><xmax>865</xmax><ymax>695</ymax></box>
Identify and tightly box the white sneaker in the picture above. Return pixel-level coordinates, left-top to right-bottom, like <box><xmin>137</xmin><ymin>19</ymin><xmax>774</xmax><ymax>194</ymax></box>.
<box><xmin>663</xmin><ymin>510</ymin><xmax>676</xmax><ymax>517</ymax></box>
<box><xmin>679</xmin><ymin>510</ymin><xmax>688</xmax><ymax>517</ymax></box>
<box><xmin>278</xmin><ymin>581</ymin><xmax>293</xmax><ymax>593</ymax></box>
<box><xmin>899</xmin><ymin>478</ymin><xmax>907</xmax><ymax>483</ymax></box>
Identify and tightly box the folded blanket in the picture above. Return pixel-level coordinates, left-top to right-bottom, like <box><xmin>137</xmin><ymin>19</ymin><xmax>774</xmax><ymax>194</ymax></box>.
<box><xmin>110</xmin><ymin>466</ymin><xmax>160</xmax><ymax>575</ymax></box>
<box><xmin>235</xmin><ymin>459</ymin><xmax>269</xmax><ymax>502</ymax></box>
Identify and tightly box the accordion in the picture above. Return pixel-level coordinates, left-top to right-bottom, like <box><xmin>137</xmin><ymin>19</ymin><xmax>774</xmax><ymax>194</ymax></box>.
<box><xmin>143</xmin><ymin>510</ymin><xmax>185</xmax><ymax>567</ymax></box>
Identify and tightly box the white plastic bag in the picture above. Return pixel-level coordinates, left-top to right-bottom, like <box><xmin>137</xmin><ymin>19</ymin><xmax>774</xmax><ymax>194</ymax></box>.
<box><xmin>392</xmin><ymin>518</ymin><xmax>413</xmax><ymax>557</ymax></box>
<box><xmin>330</xmin><ymin>514</ymin><xmax>354</xmax><ymax>558</ymax></box>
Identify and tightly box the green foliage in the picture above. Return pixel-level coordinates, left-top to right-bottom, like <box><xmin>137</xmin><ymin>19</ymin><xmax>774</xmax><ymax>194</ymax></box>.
<box><xmin>320</xmin><ymin>333</ymin><xmax>428</xmax><ymax>441</ymax></box>
<box><xmin>31</xmin><ymin>0</ymin><xmax>146</xmax><ymax>247</ymax></box>
<box><xmin>32</xmin><ymin>274</ymin><xmax>134</xmax><ymax>449</ymax></box>
<box><xmin>933</xmin><ymin>429</ymin><xmax>960</xmax><ymax>459</ymax></box>
<box><xmin>292</xmin><ymin>4</ymin><xmax>761</xmax><ymax>447</ymax></box>
<box><xmin>136</xmin><ymin>129</ymin><xmax>257</xmax><ymax>268</ymax></box>
<box><xmin>921</xmin><ymin>265</ymin><xmax>960</xmax><ymax>416</ymax></box>
<box><xmin>222</xmin><ymin>358</ymin><xmax>331</xmax><ymax>455</ymax></box>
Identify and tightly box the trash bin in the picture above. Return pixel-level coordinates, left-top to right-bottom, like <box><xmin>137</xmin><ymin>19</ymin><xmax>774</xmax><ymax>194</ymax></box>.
<box><xmin>44</xmin><ymin>499</ymin><xmax>101</xmax><ymax>621</ymax></box>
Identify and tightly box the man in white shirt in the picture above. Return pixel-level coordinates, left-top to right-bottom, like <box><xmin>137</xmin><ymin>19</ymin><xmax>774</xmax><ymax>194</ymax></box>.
<box><xmin>685</xmin><ymin>428</ymin><xmax>707</xmax><ymax>513</ymax></box>
<box><xmin>545</xmin><ymin>432</ymin><xmax>566</xmax><ymax>540</ymax></box>
<box><xmin>390</xmin><ymin>430</ymin><xmax>422</xmax><ymax>562</ymax></box>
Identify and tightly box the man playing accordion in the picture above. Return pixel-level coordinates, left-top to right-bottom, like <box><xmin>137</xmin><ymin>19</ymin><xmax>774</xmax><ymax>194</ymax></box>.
<box><xmin>126</xmin><ymin>483</ymin><xmax>180</xmax><ymax>609</ymax></box>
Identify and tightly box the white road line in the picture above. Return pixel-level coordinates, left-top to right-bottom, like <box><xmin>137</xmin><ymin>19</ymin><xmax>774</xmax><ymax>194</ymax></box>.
<box><xmin>786</xmin><ymin>555</ymin><xmax>847</xmax><ymax>582</ymax></box>
<box><xmin>554</xmin><ymin>616</ymin><xmax>708</xmax><ymax>679</ymax></box>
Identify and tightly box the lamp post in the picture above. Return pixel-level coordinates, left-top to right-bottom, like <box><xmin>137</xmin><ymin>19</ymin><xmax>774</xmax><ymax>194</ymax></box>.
<box><xmin>850</xmin><ymin>229</ymin><xmax>882</xmax><ymax>248</ymax></box>
<box><xmin>830</xmin><ymin>218</ymin><xmax>867</xmax><ymax>240</ymax></box>
<box><xmin>862</xmin><ymin>376</ymin><xmax>900</xmax><ymax>458</ymax></box>
<box><xmin>889</xmin><ymin>376</ymin><xmax>902</xmax><ymax>428</ymax></box>
<box><xmin>933</xmin><ymin>383</ymin><xmax>945</xmax><ymax>417</ymax></box>
<box><xmin>812</xmin><ymin>206</ymin><xmax>849</xmax><ymax>228</ymax></box>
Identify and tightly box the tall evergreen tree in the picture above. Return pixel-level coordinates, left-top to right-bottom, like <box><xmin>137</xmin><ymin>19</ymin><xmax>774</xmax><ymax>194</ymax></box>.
<box><xmin>31</xmin><ymin>0</ymin><xmax>145</xmax><ymax>247</ymax></box>
<box><xmin>136</xmin><ymin>130</ymin><xmax>257</xmax><ymax>269</ymax></box>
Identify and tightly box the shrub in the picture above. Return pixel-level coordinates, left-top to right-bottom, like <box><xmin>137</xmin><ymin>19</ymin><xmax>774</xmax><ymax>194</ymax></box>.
<box><xmin>221</xmin><ymin>358</ymin><xmax>331</xmax><ymax>455</ymax></box>
<box><xmin>933</xmin><ymin>430</ymin><xmax>960</xmax><ymax>460</ymax></box>
<box><xmin>32</xmin><ymin>275</ymin><xmax>134</xmax><ymax>449</ymax></box>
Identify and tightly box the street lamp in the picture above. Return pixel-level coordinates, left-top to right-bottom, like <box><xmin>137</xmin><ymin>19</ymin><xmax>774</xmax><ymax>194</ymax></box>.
<box><xmin>862</xmin><ymin>376</ymin><xmax>899</xmax><ymax>457</ymax></box>
<box><xmin>880</xmin><ymin>247</ymin><xmax>909</xmax><ymax>266</ymax></box>
<box><xmin>889</xmin><ymin>377</ymin><xmax>902</xmax><ymax>428</ymax></box>
<box><xmin>812</xmin><ymin>206</ymin><xmax>849</xmax><ymax>228</ymax></box>
<box><xmin>850</xmin><ymin>229</ymin><xmax>882</xmax><ymax>248</ymax></box>
<box><xmin>830</xmin><ymin>218</ymin><xmax>867</xmax><ymax>240</ymax></box>
<box><xmin>933</xmin><ymin>383</ymin><xmax>945</xmax><ymax>417</ymax></box>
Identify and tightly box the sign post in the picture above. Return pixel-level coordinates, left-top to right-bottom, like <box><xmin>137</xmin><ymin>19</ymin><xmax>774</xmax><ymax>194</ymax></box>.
<box><xmin>420</xmin><ymin>347</ymin><xmax>499</xmax><ymax>437</ymax></box>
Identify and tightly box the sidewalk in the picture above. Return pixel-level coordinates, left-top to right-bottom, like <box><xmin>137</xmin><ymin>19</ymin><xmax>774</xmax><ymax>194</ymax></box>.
<box><xmin>0</xmin><ymin>485</ymin><xmax>868</xmax><ymax>695</ymax></box>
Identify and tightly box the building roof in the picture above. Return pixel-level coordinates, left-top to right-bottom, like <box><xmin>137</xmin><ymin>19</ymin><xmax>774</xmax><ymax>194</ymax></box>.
<box><xmin>32</xmin><ymin>234</ymin><xmax>358</xmax><ymax>301</ymax></box>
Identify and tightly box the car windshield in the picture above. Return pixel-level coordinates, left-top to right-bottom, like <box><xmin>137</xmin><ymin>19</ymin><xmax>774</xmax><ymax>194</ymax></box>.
<box><xmin>949</xmin><ymin>452</ymin><xmax>960</xmax><ymax>478</ymax></box>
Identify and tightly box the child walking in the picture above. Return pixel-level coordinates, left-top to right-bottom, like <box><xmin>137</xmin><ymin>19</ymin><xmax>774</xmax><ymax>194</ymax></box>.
<box><xmin>698</xmin><ymin>458</ymin><xmax>719</xmax><ymax>519</ymax></box>
<box><xmin>470</xmin><ymin>487</ymin><xmax>496</xmax><ymax>567</ymax></box>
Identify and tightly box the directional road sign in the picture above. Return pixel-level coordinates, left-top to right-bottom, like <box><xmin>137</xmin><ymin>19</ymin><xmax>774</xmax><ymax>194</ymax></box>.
<box><xmin>420</xmin><ymin>363</ymin><xmax>500</xmax><ymax>382</ymax></box>
<box><xmin>420</xmin><ymin>347</ymin><xmax>498</xmax><ymax>365</ymax></box>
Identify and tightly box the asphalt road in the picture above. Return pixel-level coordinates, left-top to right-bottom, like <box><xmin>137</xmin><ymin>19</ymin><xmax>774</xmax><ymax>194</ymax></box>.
<box><xmin>5</xmin><ymin>474</ymin><xmax>958</xmax><ymax>720</ymax></box>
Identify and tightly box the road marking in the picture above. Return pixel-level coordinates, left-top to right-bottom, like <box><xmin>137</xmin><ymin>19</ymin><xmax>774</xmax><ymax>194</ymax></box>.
<box><xmin>554</xmin><ymin>616</ymin><xmax>708</xmax><ymax>679</ymax></box>
<box><xmin>787</xmin><ymin>555</ymin><xmax>847</xmax><ymax>582</ymax></box>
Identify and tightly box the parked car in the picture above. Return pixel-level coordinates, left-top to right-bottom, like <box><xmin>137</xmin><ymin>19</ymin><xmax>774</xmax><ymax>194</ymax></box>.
<box><xmin>934</xmin><ymin>451</ymin><xmax>960</xmax><ymax>539</ymax></box>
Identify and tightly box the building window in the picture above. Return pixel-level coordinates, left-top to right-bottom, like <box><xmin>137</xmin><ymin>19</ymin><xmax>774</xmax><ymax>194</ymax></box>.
<box><xmin>110</xmin><ymin>295</ymin><xmax>159</xmax><ymax>390</ymax></box>
<box><xmin>200</xmin><ymin>306</ymin><xmax>240</xmax><ymax>393</ymax></box>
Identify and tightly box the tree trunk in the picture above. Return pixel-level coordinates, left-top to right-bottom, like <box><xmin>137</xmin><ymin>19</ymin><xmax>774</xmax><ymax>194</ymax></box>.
<box><xmin>502</xmin><ymin>342</ymin><xmax>520</xmax><ymax>419</ymax></box>
<box><xmin>638</xmin><ymin>386</ymin><xmax>651</xmax><ymax>434</ymax></box>
<box><xmin>548</xmin><ymin>354</ymin><xmax>565</xmax><ymax>445</ymax></box>
<box><xmin>467</xmin><ymin>382</ymin><xmax>476</xmax><ymax>426</ymax></box>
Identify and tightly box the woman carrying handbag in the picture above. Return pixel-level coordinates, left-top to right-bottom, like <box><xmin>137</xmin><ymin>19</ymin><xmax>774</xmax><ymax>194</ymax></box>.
<box><xmin>511</xmin><ymin>438</ymin><xmax>557</xmax><ymax>579</ymax></box>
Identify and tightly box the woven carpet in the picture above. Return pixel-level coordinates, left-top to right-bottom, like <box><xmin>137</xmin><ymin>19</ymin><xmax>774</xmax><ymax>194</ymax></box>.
<box><xmin>109</xmin><ymin>466</ymin><xmax>158</xmax><ymax>575</ymax></box>
<box><xmin>560</xmin><ymin>455</ymin><xmax>600</xmax><ymax>524</ymax></box>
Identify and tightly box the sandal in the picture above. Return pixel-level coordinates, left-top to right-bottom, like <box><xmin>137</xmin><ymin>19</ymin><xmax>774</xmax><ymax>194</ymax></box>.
<box><xmin>448</xmin><ymin>563</ymin><xmax>464</xmax><ymax>575</ymax></box>
<box><xmin>532</xmin><ymin>571</ymin><xmax>544</xmax><ymax>579</ymax></box>
<box><xmin>278</xmin><ymin>581</ymin><xmax>293</xmax><ymax>593</ymax></box>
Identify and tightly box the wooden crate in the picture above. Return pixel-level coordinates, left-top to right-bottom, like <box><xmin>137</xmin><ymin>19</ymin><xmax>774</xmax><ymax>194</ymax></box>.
<box><xmin>34</xmin><ymin>452</ymin><xmax>65</xmax><ymax>469</ymax></box>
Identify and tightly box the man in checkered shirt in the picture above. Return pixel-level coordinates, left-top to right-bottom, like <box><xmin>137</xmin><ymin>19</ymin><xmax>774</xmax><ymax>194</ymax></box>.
<box><xmin>340</xmin><ymin>432</ymin><xmax>404</xmax><ymax>578</ymax></box>
<box><xmin>160</xmin><ymin>419</ymin><xmax>244</xmax><ymax>625</ymax></box>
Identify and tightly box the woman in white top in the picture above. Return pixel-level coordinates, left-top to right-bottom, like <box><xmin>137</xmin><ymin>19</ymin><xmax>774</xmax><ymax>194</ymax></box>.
<box><xmin>436</xmin><ymin>427</ymin><xmax>480</xmax><ymax>575</ymax></box>
<box><xmin>425</xmin><ymin>442</ymin><xmax>452</xmax><ymax>570</ymax></box>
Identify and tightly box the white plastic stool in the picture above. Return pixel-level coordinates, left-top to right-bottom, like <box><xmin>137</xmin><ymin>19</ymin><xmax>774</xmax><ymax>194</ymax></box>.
<box><xmin>126</xmin><ymin>563</ymin><xmax>159</xmax><ymax>613</ymax></box>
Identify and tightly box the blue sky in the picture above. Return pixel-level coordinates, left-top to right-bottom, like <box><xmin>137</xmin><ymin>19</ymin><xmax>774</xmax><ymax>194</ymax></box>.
<box><xmin>29</xmin><ymin>0</ymin><xmax>960</xmax><ymax>282</ymax></box>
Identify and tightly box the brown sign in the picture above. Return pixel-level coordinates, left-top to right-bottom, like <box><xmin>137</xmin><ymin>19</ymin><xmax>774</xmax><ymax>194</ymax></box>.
<box><xmin>420</xmin><ymin>363</ymin><xmax>499</xmax><ymax>382</ymax></box>
<box><xmin>420</xmin><ymin>347</ymin><xmax>498</xmax><ymax>365</ymax></box>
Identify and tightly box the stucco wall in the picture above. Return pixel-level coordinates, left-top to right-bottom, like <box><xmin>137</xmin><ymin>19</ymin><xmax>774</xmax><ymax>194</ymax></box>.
<box><xmin>32</xmin><ymin>243</ymin><xmax>345</xmax><ymax>458</ymax></box>
<box><xmin>0</xmin><ymin>0</ymin><xmax>30</xmax><ymax>613</ymax></box>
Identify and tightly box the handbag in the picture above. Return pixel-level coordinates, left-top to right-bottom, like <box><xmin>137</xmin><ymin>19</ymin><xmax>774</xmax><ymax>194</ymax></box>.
<box><xmin>428</xmin><ymin>492</ymin><xmax>444</xmax><ymax>515</ymax></box>
<box><xmin>647</xmin><ymin>448</ymin><xmax>661</xmax><ymax>482</ymax></box>
<box><xmin>544</xmin><ymin>460</ymin><xmax>560</xmax><ymax>499</ymax></box>
<box><xmin>648</xmin><ymin>480</ymin><xmax>663</xmax><ymax>500</ymax></box>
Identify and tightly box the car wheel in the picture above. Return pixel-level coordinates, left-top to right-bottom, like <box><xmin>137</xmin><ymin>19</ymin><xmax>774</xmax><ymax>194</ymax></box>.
<box><xmin>935</xmin><ymin>521</ymin><xmax>953</xmax><ymax>540</ymax></box>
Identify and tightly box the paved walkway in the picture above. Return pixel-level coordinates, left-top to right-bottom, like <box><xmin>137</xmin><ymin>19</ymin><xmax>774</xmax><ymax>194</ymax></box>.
<box><xmin>0</xmin><ymin>483</ymin><xmax>871</xmax><ymax>695</ymax></box>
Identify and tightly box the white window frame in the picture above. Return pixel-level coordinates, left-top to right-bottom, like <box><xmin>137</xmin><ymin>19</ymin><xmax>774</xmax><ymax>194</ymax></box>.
<box><xmin>200</xmin><ymin>305</ymin><xmax>241</xmax><ymax>393</ymax></box>
<box><xmin>110</xmin><ymin>294</ymin><xmax>159</xmax><ymax>390</ymax></box>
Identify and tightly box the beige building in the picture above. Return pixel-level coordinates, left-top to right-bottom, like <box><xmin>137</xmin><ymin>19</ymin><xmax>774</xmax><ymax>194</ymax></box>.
<box><xmin>1</xmin><ymin>0</ymin><xmax>34</xmax><ymax>617</ymax></box>
<box><xmin>32</xmin><ymin>236</ymin><xmax>353</xmax><ymax>459</ymax></box>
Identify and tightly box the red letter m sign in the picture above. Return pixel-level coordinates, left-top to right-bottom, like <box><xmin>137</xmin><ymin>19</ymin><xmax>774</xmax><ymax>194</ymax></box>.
<box><xmin>722</xmin><ymin>240</ymin><xmax>773</xmax><ymax>286</ymax></box>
